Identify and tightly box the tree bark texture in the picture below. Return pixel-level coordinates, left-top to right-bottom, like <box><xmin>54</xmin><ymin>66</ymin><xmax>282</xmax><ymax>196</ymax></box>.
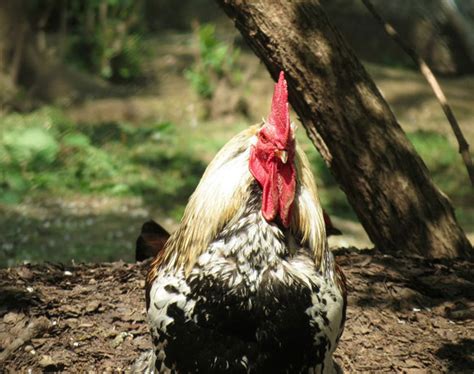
<box><xmin>216</xmin><ymin>0</ymin><xmax>472</xmax><ymax>258</ymax></box>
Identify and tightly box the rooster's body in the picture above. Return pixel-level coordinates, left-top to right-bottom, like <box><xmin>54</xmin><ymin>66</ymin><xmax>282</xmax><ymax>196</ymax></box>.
<box><xmin>143</xmin><ymin>73</ymin><xmax>346</xmax><ymax>373</ymax></box>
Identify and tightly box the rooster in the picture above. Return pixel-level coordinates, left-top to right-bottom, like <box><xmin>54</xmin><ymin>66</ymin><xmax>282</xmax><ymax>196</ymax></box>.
<box><xmin>142</xmin><ymin>72</ymin><xmax>346</xmax><ymax>373</ymax></box>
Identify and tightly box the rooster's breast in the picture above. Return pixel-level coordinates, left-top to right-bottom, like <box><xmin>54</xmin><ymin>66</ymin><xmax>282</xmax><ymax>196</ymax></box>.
<box><xmin>147</xmin><ymin>222</ymin><xmax>344</xmax><ymax>373</ymax></box>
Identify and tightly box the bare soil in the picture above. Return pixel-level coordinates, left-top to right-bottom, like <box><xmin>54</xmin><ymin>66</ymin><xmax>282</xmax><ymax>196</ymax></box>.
<box><xmin>1</xmin><ymin>251</ymin><xmax>472</xmax><ymax>373</ymax></box>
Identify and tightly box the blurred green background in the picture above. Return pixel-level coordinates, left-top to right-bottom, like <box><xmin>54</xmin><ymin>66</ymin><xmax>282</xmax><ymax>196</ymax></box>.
<box><xmin>1</xmin><ymin>0</ymin><xmax>473</xmax><ymax>266</ymax></box>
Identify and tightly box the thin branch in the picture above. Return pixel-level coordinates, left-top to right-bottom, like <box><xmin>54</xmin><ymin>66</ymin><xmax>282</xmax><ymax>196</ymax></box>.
<box><xmin>361</xmin><ymin>0</ymin><xmax>474</xmax><ymax>187</ymax></box>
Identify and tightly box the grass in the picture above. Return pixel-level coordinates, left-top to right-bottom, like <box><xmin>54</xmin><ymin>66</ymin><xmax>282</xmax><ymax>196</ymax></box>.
<box><xmin>407</xmin><ymin>131</ymin><xmax>473</xmax><ymax>228</ymax></box>
<box><xmin>0</xmin><ymin>108</ymin><xmax>205</xmax><ymax>219</ymax></box>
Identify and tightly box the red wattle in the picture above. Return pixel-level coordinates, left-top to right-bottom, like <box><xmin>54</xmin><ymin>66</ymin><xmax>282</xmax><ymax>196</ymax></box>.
<box><xmin>261</xmin><ymin>160</ymin><xmax>278</xmax><ymax>222</ymax></box>
<box><xmin>277</xmin><ymin>160</ymin><xmax>296</xmax><ymax>227</ymax></box>
<box><xmin>249</xmin><ymin>145</ymin><xmax>295</xmax><ymax>227</ymax></box>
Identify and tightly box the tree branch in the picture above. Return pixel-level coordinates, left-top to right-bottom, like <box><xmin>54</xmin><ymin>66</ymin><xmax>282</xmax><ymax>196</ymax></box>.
<box><xmin>361</xmin><ymin>0</ymin><xmax>474</xmax><ymax>187</ymax></box>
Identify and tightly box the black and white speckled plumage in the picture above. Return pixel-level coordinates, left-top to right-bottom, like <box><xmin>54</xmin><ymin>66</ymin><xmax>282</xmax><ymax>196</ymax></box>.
<box><xmin>145</xmin><ymin>182</ymin><xmax>345</xmax><ymax>373</ymax></box>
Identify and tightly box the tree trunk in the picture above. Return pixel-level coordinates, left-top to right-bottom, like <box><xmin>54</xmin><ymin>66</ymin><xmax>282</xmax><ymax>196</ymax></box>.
<box><xmin>0</xmin><ymin>0</ymin><xmax>25</xmax><ymax>106</ymax></box>
<box><xmin>0</xmin><ymin>0</ymin><xmax>25</xmax><ymax>79</ymax></box>
<box><xmin>215</xmin><ymin>0</ymin><xmax>472</xmax><ymax>258</ymax></box>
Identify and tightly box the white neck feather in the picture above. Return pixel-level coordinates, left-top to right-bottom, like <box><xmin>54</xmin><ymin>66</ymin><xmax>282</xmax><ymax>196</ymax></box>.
<box><xmin>154</xmin><ymin>125</ymin><xmax>328</xmax><ymax>275</ymax></box>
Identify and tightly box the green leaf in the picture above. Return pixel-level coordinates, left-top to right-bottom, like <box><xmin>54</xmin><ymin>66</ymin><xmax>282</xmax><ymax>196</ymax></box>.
<box><xmin>4</xmin><ymin>127</ymin><xmax>59</xmax><ymax>167</ymax></box>
<box><xmin>0</xmin><ymin>190</ymin><xmax>22</xmax><ymax>204</ymax></box>
<box><xmin>110</xmin><ymin>183</ymin><xmax>130</xmax><ymax>195</ymax></box>
<box><xmin>62</xmin><ymin>133</ymin><xmax>91</xmax><ymax>148</ymax></box>
<box><xmin>4</xmin><ymin>170</ymin><xmax>29</xmax><ymax>192</ymax></box>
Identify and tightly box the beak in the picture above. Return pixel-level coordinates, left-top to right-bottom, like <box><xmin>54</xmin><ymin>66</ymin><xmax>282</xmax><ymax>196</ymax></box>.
<box><xmin>275</xmin><ymin>149</ymin><xmax>288</xmax><ymax>164</ymax></box>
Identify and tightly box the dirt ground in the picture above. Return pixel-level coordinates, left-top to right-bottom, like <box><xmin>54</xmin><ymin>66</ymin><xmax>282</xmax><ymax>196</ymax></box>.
<box><xmin>0</xmin><ymin>250</ymin><xmax>472</xmax><ymax>373</ymax></box>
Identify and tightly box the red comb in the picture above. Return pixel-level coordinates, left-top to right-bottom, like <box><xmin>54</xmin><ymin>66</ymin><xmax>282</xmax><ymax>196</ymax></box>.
<box><xmin>268</xmin><ymin>71</ymin><xmax>290</xmax><ymax>144</ymax></box>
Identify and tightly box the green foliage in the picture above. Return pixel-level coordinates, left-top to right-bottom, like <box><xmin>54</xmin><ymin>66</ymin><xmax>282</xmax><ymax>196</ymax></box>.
<box><xmin>185</xmin><ymin>24</ymin><xmax>241</xmax><ymax>99</ymax></box>
<box><xmin>110</xmin><ymin>33</ymin><xmax>145</xmax><ymax>81</ymax></box>
<box><xmin>1</xmin><ymin>110</ymin><xmax>60</xmax><ymax>203</ymax></box>
<box><xmin>26</xmin><ymin>0</ymin><xmax>147</xmax><ymax>82</ymax></box>
<box><xmin>186</xmin><ymin>69</ymin><xmax>214</xmax><ymax>99</ymax></box>
<box><xmin>407</xmin><ymin>130</ymin><xmax>468</xmax><ymax>196</ymax></box>
<box><xmin>3</xmin><ymin>127</ymin><xmax>59</xmax><ymax>170</ymax></box>
<box><xmin>197</xmin><ymin>24</ymin><xmax>236</xmax><ymax>75</ymax></box>
<box><xmin>0</xmin><ymin>109</ymin><xmax>115</xmax><ymax>199</ymax></box>
<box><xmin>408</xmin><ymin>131</ymin><xmax>457</xmax><ymax>169</ymax></box>
<box><xmin>0</xmin><ymin>108</ymin><xmax>204</xmax><ymax>219</ymax></box>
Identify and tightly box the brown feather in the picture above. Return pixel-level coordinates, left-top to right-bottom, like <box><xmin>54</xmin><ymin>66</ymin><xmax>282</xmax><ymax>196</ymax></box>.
<box><xmin>135</xmin><ymin>220</ymin><xmax>170</xmax><ymax>262</ymax></box>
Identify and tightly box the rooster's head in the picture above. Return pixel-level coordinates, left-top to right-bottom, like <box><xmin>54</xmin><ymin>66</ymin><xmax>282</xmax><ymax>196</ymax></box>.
<box><xmin>250</xmin><ymin>71</ymin><xmax>296</xmax><ymax>227</ymax></box>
